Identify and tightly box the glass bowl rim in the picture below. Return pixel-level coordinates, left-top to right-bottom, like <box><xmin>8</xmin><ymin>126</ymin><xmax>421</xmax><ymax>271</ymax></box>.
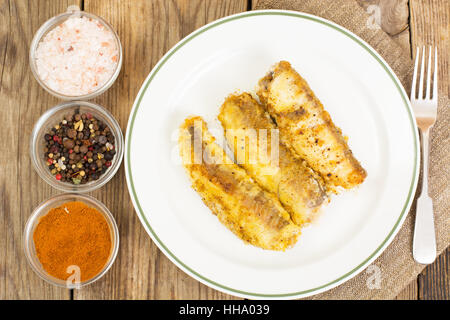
<box><xmin>29</xmin><ymin>9</ymin><xmax>123</xmax><ymax>101</ymax></box>
<box><xmin>30</xmin><ymin>100</ymin><xmax>124</xmax><ymax>193</ymax></box>
<box><xmin>23</xmin><ymin>193</ymin><xmax>120</xmax><ymax>289</ymax></box>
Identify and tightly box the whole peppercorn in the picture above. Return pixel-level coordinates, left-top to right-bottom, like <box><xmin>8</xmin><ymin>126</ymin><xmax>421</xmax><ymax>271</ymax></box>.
<box><xmin>104</xmin><ymin>151</ymin><xmax>114</xmax><ymax>161</ymax></box>
<box><xmin>97</xmin><ymin>135</ymin><xmax>107</xmax><ymax>145</ymax></box>
<box><xmin>63</xmin><ymin>139</ymin><xmax>75</xmax><ymax>149</ymax></box>
<box><xmin>79</xmin><ymin>145</ymin><xmax>88</xmax><ymax>154</ymax></box>
<box><xmin>43</xmin><ymin>110</ymin><xmax>116</xmax><ymax>185</ymax></box>
<box><xmin>67</xmin><ymin>129</ymin><xmax>77</xmax><ymax>139</ymax></box>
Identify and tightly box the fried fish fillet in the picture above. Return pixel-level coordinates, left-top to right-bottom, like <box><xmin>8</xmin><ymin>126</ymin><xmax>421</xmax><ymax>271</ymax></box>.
<box><xmin>179</xmin><ymin>116</ymin><xmax>301</xmax><ymax>250</ymax></box>
<box><xmin>218</xmin><ymin>93</ymin><xmax>327</xmax><ymax>225</ymax></box>
<box><xmin>257</xmin><ymin>61</ymin><xmax>367</xmax><ymax>192</ymax></box>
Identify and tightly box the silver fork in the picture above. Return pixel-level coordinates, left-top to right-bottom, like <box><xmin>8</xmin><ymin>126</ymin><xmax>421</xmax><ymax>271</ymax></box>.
<box><xmin>411</xmin><ymin>46</ymin><xmax>438</xmax><ymax>264</ymax></box>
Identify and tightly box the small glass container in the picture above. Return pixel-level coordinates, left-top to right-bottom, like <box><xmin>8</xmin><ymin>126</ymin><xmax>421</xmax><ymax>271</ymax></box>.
<box><xmin>23</xmin><ymin>193</ymin><xmax>120</xmax><ymax>288</ymax></box>
<box><xmin>30</xmin><ymin>100</ymin><xmax>124</xmax><ymax>193</ymax></box>
<box><xmin>29</xmin><ymin>6</ymin><xmax>122</xmax><ymax>100</ymax></box>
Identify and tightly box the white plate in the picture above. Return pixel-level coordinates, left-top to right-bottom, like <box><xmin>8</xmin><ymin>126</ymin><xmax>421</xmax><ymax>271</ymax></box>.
<box><xmin>125</xmin><ymin>10</ymin><xmax>419</xmax><ymax>299</ymax></box>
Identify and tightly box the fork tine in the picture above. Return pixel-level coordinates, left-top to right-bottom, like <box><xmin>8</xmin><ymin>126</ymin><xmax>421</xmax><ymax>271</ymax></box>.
<box><xmin>425</xmin><ymin>46</ymin><xmax>432</xmax><ymax>99</ymax></box>
<box><xmin>433</xmin><ymin>47</ymin><xmax>438</xmax><ymax>101</ymax></box>
<box><xmin>411</xmin><ymin>46</ymin><xmax>419</xmax><ymax>100</ymax></box>
<box><xmin>418</xmin><ymin>47</ymin><xmax>425</xmax><ymax>99</ymax></box>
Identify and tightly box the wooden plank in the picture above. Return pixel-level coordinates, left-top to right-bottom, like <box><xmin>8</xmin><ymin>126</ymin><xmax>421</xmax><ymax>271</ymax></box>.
<box><xmin>410</xmin><ymin>0</ymin><xmax>450</xmax><ymax>300</ymax></box>
<box><xmin>410</xmin><ymin>0</ymin><xmax>450</xmax><ymax>96</ymax></box>
<box><xmin>394</xmin><ymin>280</ymin><xmax>418</xmax><ymax>300</ymax></box>
<box><xmin>356</xmin><ymin>0</ymin><xmax>409</xmax><ymax>36</ymax></box>
<box><xmin>0</xmin><ymin>0</ymin><xmax>443</xmax><ymax>300</ymax></box>
<box><xmin>206</xmin><ymin>0</ymin><xmax>250</xmax><ymax>23</ymax></box>
<box><xmin>0</xmin><ymin>0</ymin><xmax>81</xmax><ymax>299</ymax></box>
<box><xmin>356</xmin><ymin>0</ymin><xmax>411</xmax><ymax>56</ymax></box>
<box><xmin>74</xmin><ymin>0</ymin><xmax>246</xmax><ymax>299</ymax></box>
<box><xmin>418</xmin><ymin>247</ymin><xmax>449</xmax><ymax>300</ymax></box>
<box><xmin>410</xmin><ymin>0</ymin><xmax>450</xmax><ymax>299</ymax></box>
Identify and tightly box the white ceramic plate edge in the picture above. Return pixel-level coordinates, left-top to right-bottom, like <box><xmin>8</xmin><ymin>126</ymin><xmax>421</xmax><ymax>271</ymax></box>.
<box><xmin>124</xmin><ymin>10</ymin><xmax>420</xmax><ymax>299</ymax></box>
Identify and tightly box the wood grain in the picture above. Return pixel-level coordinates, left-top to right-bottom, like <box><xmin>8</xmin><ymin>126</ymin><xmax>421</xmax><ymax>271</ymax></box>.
<box><xmin>356</xmin><ymin>0</ymin><xmax>411</xmax><ymax>56</ymax></box>
<box><xmin>418</xmin><ymin>247</ymin><xmax>449</xmax><ymax>300</ymax></box>
<box><xmin>0</xmin><ymin>0</ymin><xmax>81</xmax><ymax>299</ymax></box>
<box><xmin>410</xmin><ymin>0</ymin><xmax>450</xmax><ymax>301</ymax></box>
<box><xmin>357</xmin><ymin>0</ymin><xmax>409</xmax><ymax>36</ymax></box>
<box><xmin>0</xmin><ymin>0</ymin><xmax>447</xmax><ymax>300</ymax></box>
<box><xmin>72</xmin><ymin>0</ymin><xmax>247</xmax><ymax>300</ymax></box>
<box><xmin>395</xmin><ymin>280</ymin><xmax>418</xmax><ymax>300</ymax></box>
<box><xmin>410</xmin><ymin>0</ymin><xmax>450</xmax><ymax>97</ymax></box>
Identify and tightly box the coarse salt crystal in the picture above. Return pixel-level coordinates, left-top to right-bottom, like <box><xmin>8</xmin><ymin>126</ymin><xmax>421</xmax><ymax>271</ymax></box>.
<box><xmin>35</xmin><ymin>16</ymin><xmax>119</xmax><ymax>96</ymax></box>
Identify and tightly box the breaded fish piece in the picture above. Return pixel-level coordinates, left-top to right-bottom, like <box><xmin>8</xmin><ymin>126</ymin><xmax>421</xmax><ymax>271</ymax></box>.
<box><xmin>179</xmin><ymin>116</ymin><xmax>301</xmax><ymax>251</ymax></box>
<box><xmin>218</xmin><ymin>93</ymin><xmax>327</xmax><ymax>225</ymax></box>
<box><xmin>257</xmin><ymin>61</ymin><xmax>367</xmax><ymax>192</ymax></box>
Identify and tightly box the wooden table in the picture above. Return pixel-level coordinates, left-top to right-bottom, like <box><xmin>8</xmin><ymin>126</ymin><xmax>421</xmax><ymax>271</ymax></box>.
<box><xmin>0</xmin><ymin>0</ymin><xmax>447</xmax><ymax>300</ymax></box>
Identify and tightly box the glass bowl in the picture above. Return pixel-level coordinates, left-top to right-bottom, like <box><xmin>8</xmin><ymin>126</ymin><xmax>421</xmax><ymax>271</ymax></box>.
<box><xmin>30</xmin><ymin>100</ymin><xmax>124</xmax><ymax>193</ymax></box>
<box><xmin>29</xmin><ymin>6</ymin><xmax>122</xmax><ymax>100</ymax></box>
<box><xmin>23</xmin><ymin>193</ymin><xmax>120</xmax><ymax>288</ymax></box>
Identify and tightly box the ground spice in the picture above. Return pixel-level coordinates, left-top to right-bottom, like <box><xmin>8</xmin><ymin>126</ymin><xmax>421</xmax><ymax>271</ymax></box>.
<box><xmin>33</xmin><ymin>201</ymin><xmax>112</xmax><ymax>281</ymax></box>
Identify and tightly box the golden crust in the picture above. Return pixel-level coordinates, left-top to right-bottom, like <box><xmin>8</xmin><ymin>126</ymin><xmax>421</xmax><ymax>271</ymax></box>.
<box><xmin>257</xmin><ymin>61</ymin><xmax>367</xmax><ymax>191</ymax></box>
<box><xmin>179</xmin><ymin>116</ymin><xmax>301</xmax><ymax>251</ymax></box>
<box><xmin>218</xmin><ymin>93</ymin><xmax>327</xmax><ymax>225</ymax></box>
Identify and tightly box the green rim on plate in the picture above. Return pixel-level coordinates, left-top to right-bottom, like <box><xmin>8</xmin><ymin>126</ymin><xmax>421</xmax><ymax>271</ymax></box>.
<box><xmin>125</xmin><ymin>10</ymin><xmax>419</xmax><ymax>298</ymax></box>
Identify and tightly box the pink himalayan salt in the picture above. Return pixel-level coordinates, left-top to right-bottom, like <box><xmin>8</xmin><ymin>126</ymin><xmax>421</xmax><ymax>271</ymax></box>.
<box><xmin>35</xmin><ymin>16</ymin><xmax>119</xmax><ymax>96</ymax></box>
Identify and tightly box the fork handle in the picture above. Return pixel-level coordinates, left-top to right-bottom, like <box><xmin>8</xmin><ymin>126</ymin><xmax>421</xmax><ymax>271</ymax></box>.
<box><xmin>413</xmin><ymin>129</ymin><xmax>436</xmax><ymax>264</ymax></box>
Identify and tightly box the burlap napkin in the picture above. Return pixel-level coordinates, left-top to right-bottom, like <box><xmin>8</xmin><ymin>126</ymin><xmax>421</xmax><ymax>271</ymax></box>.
<box><xmin>255</xmin><ymin>0</ymin><xmax>449</xmax><ymax>299</ymax></box>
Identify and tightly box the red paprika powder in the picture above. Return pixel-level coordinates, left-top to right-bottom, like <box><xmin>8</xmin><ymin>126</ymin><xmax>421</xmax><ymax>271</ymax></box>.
<box><xmin>33</xmin><ymin>201</ymin><xmax>112</xmax><ymax>281</ymax></box>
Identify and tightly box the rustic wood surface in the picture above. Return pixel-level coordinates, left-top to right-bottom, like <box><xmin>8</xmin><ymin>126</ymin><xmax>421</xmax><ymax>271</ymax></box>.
<box><xmin>409</xmin><ymin>0</ymin><xmax>449</xmax><ymax>301</ymax></box>
<box><xmin>0</xmin><ymin>0</ymin><xmax>448</xmax><ymax>300</ymax></box>
<box><xmin>0</xmin><ymin>0</ymin><xmax>80</xmax><ymax>300</ymax></box>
